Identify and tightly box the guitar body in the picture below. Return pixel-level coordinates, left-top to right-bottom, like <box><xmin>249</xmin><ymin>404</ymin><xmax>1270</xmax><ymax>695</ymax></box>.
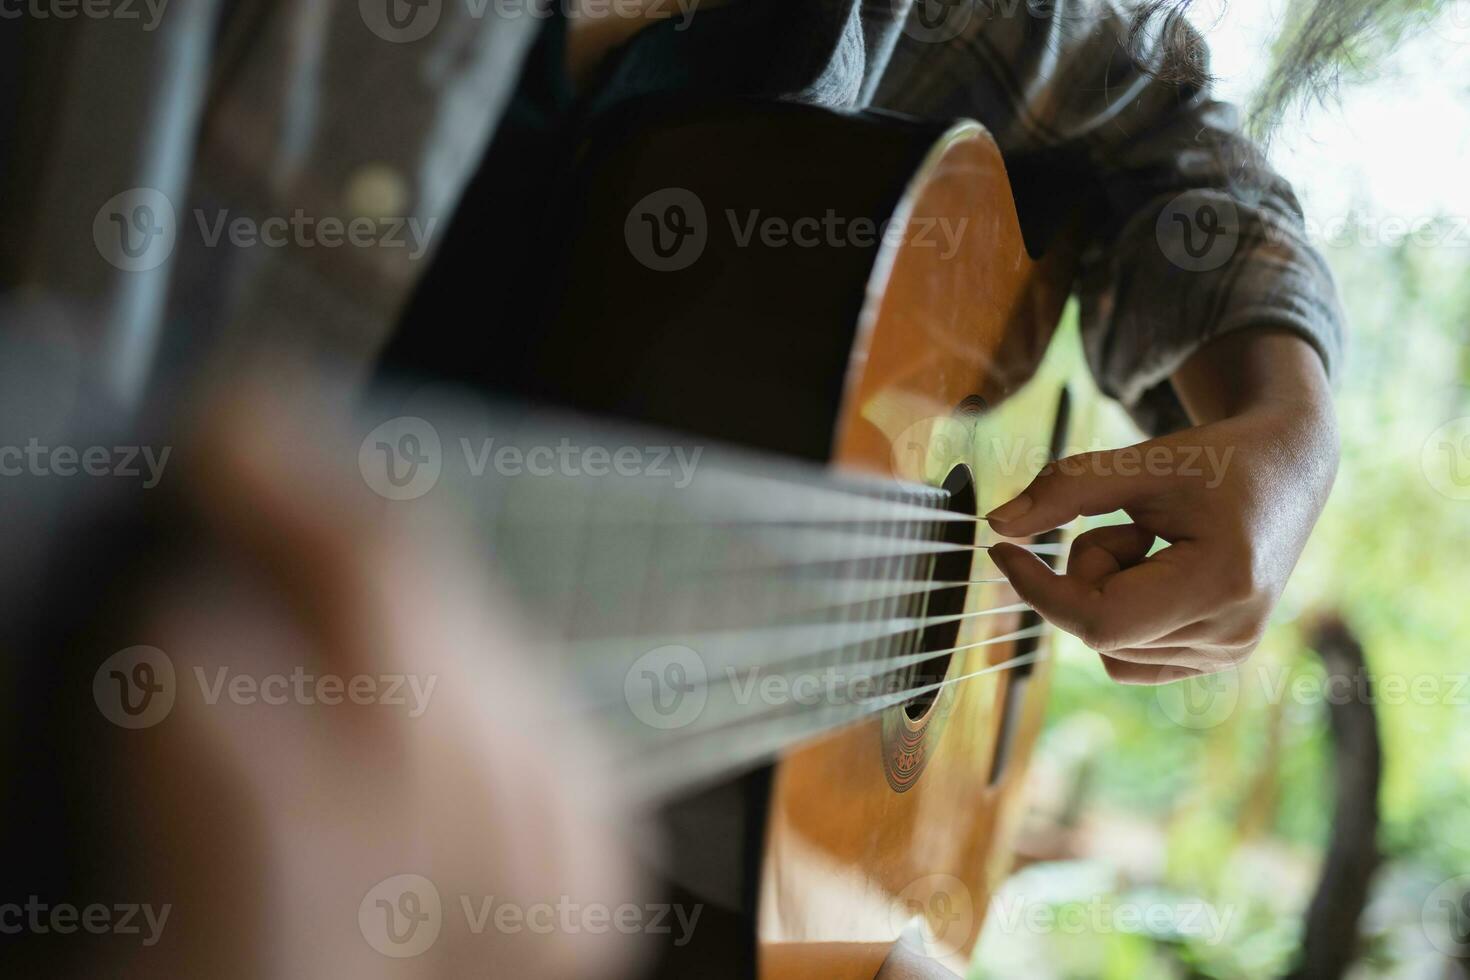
<box><xmin>509</xmin><ymin>101</ymin><xmax>1075</xmax><ymax>977</ymax></box>
<box><xmin>760</xmin><ymin>120</ymin><xmax>1069</xmax><ymax>979</ymax></box>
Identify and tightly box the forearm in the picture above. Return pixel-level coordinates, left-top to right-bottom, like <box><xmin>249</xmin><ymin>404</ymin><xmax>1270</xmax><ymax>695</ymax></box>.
<box><xmin>1171</xmin><ymin>327</ymin><xmax>1338</xmax><ymax>432</ymax></box>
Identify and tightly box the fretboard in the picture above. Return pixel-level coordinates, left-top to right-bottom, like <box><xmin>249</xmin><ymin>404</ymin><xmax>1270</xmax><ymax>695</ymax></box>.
<box><xmin>386</xmin><ymin>404</ymin><xmax>1044</xmax><ymax>803</ymax></box>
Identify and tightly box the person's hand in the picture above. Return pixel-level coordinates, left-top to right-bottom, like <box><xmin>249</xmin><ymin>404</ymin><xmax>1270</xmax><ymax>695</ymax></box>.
<box><xmin>107</xmin><ymin>378</ymin><xmax>648</xmax><ymax>980</ymax></box>
<box><xmin>985</xmin><ymin>330</ymin><xmax>1339</xmax><ymax>685</ymax></box>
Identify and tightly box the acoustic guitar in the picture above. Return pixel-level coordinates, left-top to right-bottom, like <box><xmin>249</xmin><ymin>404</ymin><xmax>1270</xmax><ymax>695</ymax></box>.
<box><xmin>379</xmin><ymin>99</ymin><xmax>1080</xmax><ymax>978</ymax></box>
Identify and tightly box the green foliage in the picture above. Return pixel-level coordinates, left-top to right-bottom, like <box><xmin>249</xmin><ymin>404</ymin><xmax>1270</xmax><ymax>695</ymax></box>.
<box><xmin>974</xmin><ymin>213</ymin><xmax>1470</xmax><ymax>976</ymax></box>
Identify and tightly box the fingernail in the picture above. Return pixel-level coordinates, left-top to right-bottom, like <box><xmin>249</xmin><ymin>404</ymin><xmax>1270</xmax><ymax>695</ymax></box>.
<box><xmin>986</xmin><ymin>494</ymin><xmax>1032</xmax><ymax>524</ymax></box>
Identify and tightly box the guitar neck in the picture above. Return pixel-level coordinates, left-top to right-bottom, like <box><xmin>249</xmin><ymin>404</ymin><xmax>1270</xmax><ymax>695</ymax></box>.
<box><xmin>395</xmin><ymin>403</ymin><xmax>1040</xmax><ymax>804</ymax></box>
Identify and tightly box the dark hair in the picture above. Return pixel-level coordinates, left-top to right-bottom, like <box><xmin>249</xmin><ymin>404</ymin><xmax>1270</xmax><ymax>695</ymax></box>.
<box><xmin>1133</xmin><ymin>0</ymin><xmax>1446</xmax><ymax>132</ymax></box>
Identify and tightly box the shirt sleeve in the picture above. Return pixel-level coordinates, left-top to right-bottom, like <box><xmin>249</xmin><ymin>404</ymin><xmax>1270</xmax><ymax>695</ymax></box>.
<box><xmin>872</xmin><ymin>0</ymin><xmax>1344</xmax><ymax>435</ymax></box>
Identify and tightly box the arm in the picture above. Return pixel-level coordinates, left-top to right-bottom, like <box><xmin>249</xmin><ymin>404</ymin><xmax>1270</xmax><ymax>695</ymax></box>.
<box><xmin>874</xmin><ymin>0</ymin><xmax>1345</xmax><ymax>434</ymax></box>
<box><xmin>874</xmin><ymin>3</ymin><xmax>1345</xmax><ymax>679</ymax></box>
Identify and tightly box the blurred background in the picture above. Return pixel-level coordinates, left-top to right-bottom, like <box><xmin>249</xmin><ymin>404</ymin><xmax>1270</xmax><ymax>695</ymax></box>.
<box><xmin>975</xmin><ymin>1</ymin><xmax>1470</xmax><ymax>975</ymax></box>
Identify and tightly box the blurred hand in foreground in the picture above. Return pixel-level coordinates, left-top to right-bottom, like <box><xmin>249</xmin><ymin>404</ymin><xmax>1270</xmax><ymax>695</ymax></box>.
<box><xmin>101</xmin><ymin>380</ymin><xmax>647</xmax><ymax>979</ymax></box>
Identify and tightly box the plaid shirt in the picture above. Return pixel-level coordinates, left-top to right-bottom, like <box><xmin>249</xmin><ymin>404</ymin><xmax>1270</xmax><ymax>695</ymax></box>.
<box><xmin>3</xmin><ymin>0</ymin><xmax>1341</xmax><ymax>433</ymax></box>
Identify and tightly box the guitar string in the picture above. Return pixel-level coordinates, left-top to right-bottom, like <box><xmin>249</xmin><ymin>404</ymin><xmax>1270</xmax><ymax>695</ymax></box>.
<box><xmin>493</xmin><ymin>460</ymin><xmax>1094</xmax><ymax>529</ymax></box>
<box><xmin>904</xmin><ymin>486</ymin><xmax>935</xmax><ymax>700</ymax></box>
<box><xmin>491</xmin><ymin>455</ymin><xmax>1071</xmax><ymax>728</ymax></box>
<box><xmin>608</xmin><ymin>622</ymin><xmax>1048</xmax><ymax>719</ymax></box>
<box><xmin>862</xmin><ymin>484</ymin><xmax>901</xmax><ymax>724</ymax></box>
<box><xmin>566</xmin><ymin>600</ymin><xmax>1034</xmax><ymax>663</ymax></box>
<box><xmin>615</xmin><ymin>647</ymin><xmax>1058</xmax><ymax>803</ymax></box>
<box><xmin>559</xmin><ymin>541</ymin><xmax>1058</xmax><ymax>677</ymax></box>
<box><xmin>575</xmin><ymin>536</ymin><xmax>1065</xmax><ymax>567</ymax></box>
<box><xmin>638</xmin><ymin>427</ymin><xmax>1075</xmax><ymax>743</ymax></box>
<box><xmin>825</xmin><ymin>465</ymin><xmax>869</xmax><ymax>734</ymax></box>
<box><xmin>553</xmin><ymin>516</ymin><xmax>1057</xmax><ymax>644</ymax></box>
<box><xmin>535</xmin><ymin>512</ymin><xmax>1088</xmax><ymax>528</ymax></box>
<box><xmin>623</xmin><ymin>643</ymin><xmax>1053</xmax><ymax>753</ymax></box>
<box><xmin>761</xmin><ymin>576</ymin><xmax>1011</xmax><ymax>617</ymax></box>
<box><xmin>552</xmin><ymin>513</ymin><xmax>1011</xmax><ymax>526</ymax></box>
<box><xmin>466</xmin><ymin>431</ymin><xmax>1075</xmax><ymax>733</ymax></box>
<box><xmin>519</xmin><ymin>539</ymin><xmax>1065</xmax><ymax>593</ymax></box>
<box><xmin>544</xmin><ymin>576</ymin><xmax>1013</xmax><ymax>621</ymax></box>
<box><xmin>903</xmin><ymin>491</ymin><xmax>935</xmax><ymax>695</ymax></box>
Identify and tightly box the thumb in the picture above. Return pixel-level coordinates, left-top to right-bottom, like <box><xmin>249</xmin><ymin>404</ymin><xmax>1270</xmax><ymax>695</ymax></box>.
<box><xmin>986</xmin><ymin>446</ymin><xmax>1160</xmax><ymax>537</ymax></box>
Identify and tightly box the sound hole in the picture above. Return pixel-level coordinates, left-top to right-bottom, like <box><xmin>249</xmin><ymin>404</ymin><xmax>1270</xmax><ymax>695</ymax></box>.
<box><xmin>904</xmin><ymin>464</ymin><xmax>977</xmax><ymax>720</ymax></box>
